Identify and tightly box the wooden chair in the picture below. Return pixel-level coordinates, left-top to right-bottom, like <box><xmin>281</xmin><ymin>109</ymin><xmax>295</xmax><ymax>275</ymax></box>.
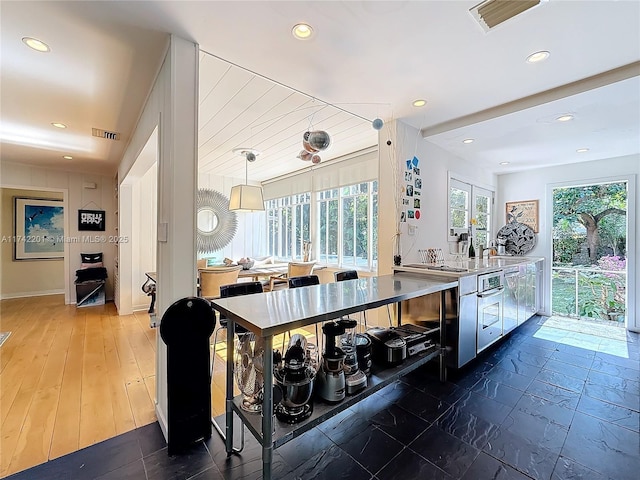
<box><xmin>199</xmin><ymin>265</ymin><xmax>242</xmax><ymax>299</ymax></box>
<box><xmin>267</xmin><ymin>261</ymin><xmax>316</xmax><ymax>291</ymax></box>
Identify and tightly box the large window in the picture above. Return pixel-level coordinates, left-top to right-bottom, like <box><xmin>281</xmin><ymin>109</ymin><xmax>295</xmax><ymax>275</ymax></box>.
<box><xmin>449</xmin><ymin>177</ymin><xmax>494</xmax><ymax>250</ymax></box>
<box><xmin>262</xmin><ymin>147</ymin><xmax>379</xmax><ymax>268</ymax></box>
<box><xmin>318</xmin><ymin>181</ymin><xmax>378</xmax><ymax>269</ymax></box>
<box><xmin>265</xmin><ymin>193</ymin><xmax>310</xmax><ymax>259</ymax></box>
<box><xmin>266</xmin><ymin>181</ymin><xmax>378</xmax><ymax>269</ymax></box>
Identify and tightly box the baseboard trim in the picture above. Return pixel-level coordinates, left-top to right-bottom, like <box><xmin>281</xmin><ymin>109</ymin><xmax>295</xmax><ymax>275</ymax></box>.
<box><xmin>155</xmin><ymin>403</ymin><xmax>168</xmax><ymax>443</ymax></box>
<box><xmin>1</xmin><ymin>289</ymin><xmax>65</xmax><ymax>300</ymax></box>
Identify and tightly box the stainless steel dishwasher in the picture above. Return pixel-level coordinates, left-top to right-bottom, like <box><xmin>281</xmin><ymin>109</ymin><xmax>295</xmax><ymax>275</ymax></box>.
<box><xmin>448</xmin><ymin>274</ymin><xmax>478</xmax><ymax>368</ymax></box>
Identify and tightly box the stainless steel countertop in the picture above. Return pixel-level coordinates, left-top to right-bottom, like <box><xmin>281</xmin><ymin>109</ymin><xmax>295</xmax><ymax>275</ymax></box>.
<box><xmin>396</xmin><ymin>256</ymin><xmax>544</xmax><ymax>278</ymax></box>
<box><xmin>210</xmin><ymin>273</ymin><xmax>457</xmax><ymax>337</ymax></box>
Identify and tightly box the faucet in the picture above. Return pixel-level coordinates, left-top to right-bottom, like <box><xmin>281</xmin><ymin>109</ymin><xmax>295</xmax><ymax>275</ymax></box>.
<box><xmin>476</xmin><ymin>244</ymin><xmax>491</xmax><ymax>258</ymax></box>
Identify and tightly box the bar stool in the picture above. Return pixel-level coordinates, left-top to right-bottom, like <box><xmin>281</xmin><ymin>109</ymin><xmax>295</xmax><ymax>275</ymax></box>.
<box><xmin>210</xmin><ymin>281</ymin><xmax>263</xmax><ymax>453</ymax></box>
<box><xmin>334</xmin><ymin>270</ymin><xmax>392</xmax><ymax>329</ymax></box>
<box><xmin>284</xmin><ymin>275</ymin><xmax>320</xmax><ymax>350</ymax></box>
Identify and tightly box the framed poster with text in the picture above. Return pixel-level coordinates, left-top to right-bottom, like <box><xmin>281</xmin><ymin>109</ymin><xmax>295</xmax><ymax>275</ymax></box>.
<box><xmin>506</xmin><ymin>199</ymin><xmax>539</xmax><ymax>232</ymax></box>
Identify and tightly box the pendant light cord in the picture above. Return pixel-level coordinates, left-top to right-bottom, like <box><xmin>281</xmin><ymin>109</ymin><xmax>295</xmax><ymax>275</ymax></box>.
<box><xmin>245</xmin><ymin>154</ymin><xmax>249</xmax><ymax>185</ymax></box>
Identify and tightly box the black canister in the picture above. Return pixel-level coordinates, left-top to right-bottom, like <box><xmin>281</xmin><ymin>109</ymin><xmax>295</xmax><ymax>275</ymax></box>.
<box><xmin>355</xmin><ymin>333</ymin><xmax>372</xmax><ymax>375</ymax></box>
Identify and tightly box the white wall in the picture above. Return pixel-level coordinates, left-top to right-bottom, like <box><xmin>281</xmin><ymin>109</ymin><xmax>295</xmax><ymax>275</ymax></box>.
<box><xmin>198</xmin><ymin>173</ymin><xmax>266</xmax><ymax>261</ymax></box>
<box><xmin>380</xmin><ymin>120</ymin><xmax>497</xmax><ymax>268</ymax></box>
<box><xmin>117</xmin><ymin>35</ymin><xmax>198</xmax><ymax>441</ymax></box>
<box><xmin>119</xmin><ymin>126</ymin><xmax>159</xmax><ymax>315</ymax></box>
<box><xmin>0</xmin><ymin>163</ymin><xmax>116</xmax><ymax>303</ymax></box>
<box><xmin>497</xmin><ymin>154</ymin><xmax>639</xmax><ymax>331</ymax></box>
<box><xmin>131</xmin><ymin>163</ymin><xmax>157</xmax><ymax>310</ymax></box>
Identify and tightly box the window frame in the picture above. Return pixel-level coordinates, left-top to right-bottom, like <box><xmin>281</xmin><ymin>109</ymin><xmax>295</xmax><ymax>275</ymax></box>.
<box><xmin>448</xmin><ymin>174</ymin><xmax>495</xmax><ymax>249</ymax></box>
<box><xmin>316</xmin><ymin>180</ymin><xmax>378</xmax><ymax>270</ymax></box>
<box><xmin>265</xmin><ymin>193</ymin><xmax>311</xmax><ymax>260</ymax></box>
<box><xmin>265</xmin><ymin>180</ymin><xmax>379</xmax><ymax>271</ymax></box>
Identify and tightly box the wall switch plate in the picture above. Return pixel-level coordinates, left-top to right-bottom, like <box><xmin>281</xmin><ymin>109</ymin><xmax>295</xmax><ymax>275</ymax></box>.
<box><xmin>158</xmin><ymin>222</ymin><xmax>168</xmax><ymax>242</ymax></box>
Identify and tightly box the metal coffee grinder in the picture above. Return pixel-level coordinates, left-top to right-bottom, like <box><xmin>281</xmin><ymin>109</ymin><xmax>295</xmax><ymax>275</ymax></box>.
<box><xmin>315</xmin><ymin>321</ymin><xmax>346</xmax><ymax>403</ymax></box>
<box><xmin>338</xmin><ymin>318</ymin><xmax>367</xmax><ymax>394</ymax></box>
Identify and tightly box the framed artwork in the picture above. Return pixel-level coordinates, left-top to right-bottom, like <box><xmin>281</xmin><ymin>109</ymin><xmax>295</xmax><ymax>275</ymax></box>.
<box><xmin>14</xmin><ymin>197</ymin><xmax>64</xmax><ymax>260</ymax></box>
<box><xmin>506</xmin><ymin>199</ymin><xmax>539</xmax><ymax>232</ymax></box>
<box><xmin>78</xmin><ymin>209</ymin><xmax>105</xmax><ymax>231</ymax></box>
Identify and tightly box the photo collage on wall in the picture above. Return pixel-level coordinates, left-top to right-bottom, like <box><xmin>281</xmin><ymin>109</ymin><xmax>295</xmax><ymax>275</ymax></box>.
<box><xmin>401</xmin><ymin>156</ymin><xmax>421</xmax><ymax>222</ymax></box>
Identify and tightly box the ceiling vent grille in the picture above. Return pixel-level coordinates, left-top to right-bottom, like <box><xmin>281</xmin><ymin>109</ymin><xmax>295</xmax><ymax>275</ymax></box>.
<box><xmin>92</xmin><ymin>128</ymin><xmax>121</xmax><ymax>141</ymax></box>
<box><xmin>470</xmin><ymin>0</ymin><xmax>541</xmax><ymax>32</ymax></box>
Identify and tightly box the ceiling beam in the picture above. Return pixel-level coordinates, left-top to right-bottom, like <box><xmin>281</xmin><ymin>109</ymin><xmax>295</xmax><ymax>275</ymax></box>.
<box><xmin>421</xmin><ymin>61</ymin><xmax>640</xmax><ymax>138</ymax></box>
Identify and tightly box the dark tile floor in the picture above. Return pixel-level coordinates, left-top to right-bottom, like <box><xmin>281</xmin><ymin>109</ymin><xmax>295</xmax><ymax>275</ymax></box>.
<box><xmin>8</xmin><ymin>316</ymin><xmax>639</xmax><ymax>480</ymax></box>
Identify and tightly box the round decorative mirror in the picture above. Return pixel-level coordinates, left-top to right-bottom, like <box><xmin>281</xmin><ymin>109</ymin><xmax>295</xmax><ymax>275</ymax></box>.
<box><xmin>196</xmin><ymin>189</ymin><xmax>238</xmax><ymax>253</ymax></box>
<box><xmin>197</xmin><ymin>208</ymin><xmax>219</xmax><ymax>233</ymax></box>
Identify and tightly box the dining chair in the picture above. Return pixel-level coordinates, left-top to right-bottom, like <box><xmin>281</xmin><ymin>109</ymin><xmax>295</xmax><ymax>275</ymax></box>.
<box><xmin>284</xmin><ymin>274</ymin><xmax>321</xmax><ymax>351</ymax></box>
<box><xmin>334</xmin><ymin>270</ymin><xmax>391</xmax><ymax>329</ymax></box>
<box><xmin>210</xmin><ymin>281</ymin><xmax>263</xmax><ymax>453</ymax></box>
<box><xmin>334</xmin><ymin>270</ymin><xmax>367</xmax><ymax>332</ymax></box>
<box><xmin>267</xmin><ymin>261</ymin><xmax>316</xmax><ymax>291</ymax></box>
<box><xmin>199</xmin><ymin>265</ymin><xmax>243</xmax><ymax>299</ymax></box>
<box><xmin>287</xmin><ymin>274</ymin><xmax>320</xmax><ymax>289</ymax></box>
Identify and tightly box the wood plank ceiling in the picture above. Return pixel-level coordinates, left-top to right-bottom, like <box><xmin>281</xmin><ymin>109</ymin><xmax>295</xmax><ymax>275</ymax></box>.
<box><xmin>197</xmin><ymin>51</ymin><xmax>378</xmax><ymax>182</ymax></box>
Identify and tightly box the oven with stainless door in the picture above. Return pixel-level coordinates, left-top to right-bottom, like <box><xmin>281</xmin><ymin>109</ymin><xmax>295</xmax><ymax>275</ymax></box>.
<box><xmin>476</xmin><ymin>270</ymin><xmax>504</xmax><ymax>353</ymax></box>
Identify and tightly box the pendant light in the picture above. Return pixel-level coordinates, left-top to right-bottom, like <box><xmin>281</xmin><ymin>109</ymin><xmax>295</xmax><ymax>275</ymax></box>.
<box><xmin>229</xmin><ymin>148</ymin><xmax>264</xmax><ymax>212</ymax></box>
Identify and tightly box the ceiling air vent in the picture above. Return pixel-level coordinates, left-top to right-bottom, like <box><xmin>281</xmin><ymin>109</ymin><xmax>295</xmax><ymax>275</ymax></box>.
<box><xmin>470</xmin><ymin>0</ymin><xmax>542</xmax><ymax>32</ymax></box>
<box><xmin>92</xmin><ymin>128</ymin><xmax>121</xmax><ymax>141</ymax></box>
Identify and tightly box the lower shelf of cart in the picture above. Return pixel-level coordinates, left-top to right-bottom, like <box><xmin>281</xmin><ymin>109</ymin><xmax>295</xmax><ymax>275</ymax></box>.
<box><xmin>230</xmin><ymin>344</ymin><xmax>441</xmax><ymax>448</ymax></box>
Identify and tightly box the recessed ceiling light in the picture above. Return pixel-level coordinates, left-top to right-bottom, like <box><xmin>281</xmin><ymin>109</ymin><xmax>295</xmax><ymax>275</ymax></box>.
<box><xmin>500</xmin><ymin>161</ymin><xmax>510</xmax><ymax>165</ymax></box>
<box><xmin>51</xmin><ymin>122</ymin><xmax>67</xmax><ymax>129</ymax></box>
<box><xmin>576</xmin><ymin>148</ymin><xmax>589</xmax><ymax>153</ymax></box>
<box><xmin>462</xmin><ymin>138</ymin><xmax>474</xmax><ymax>144</ymax></box>
<box><xmin>63</xmin><ymin>155</ymin><xmax>73</xmax><ymax>160</ymax></box>
<box><xmin>292</xmin><ymin>23</ymin><xmax>313</xmax><ymax>40</ymax></box>
<box><xmin>22</xmin><ymin>37</ymin><xmax>50</xmax><ymax>52</ymax></box>
<box><xmin>556</xmin><ymin>114</ymin><xmax>574</xmax><ymax>122</ymax></box>
<box><xmin>526</xmin><ymin>51</ymin><xmax>549</xmax><ymax>63</ymax></box>
<box><xmin>412</xmin><ymin>99</ymin><xmax>427</xmax><ymax>107</ymax></box>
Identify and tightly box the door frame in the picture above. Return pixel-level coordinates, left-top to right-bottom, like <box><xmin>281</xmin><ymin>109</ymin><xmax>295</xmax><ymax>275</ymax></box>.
<box><xmin>546</xmin><ymin>174</ymin><xmax>636</xmax><ymax>332</ymax></box>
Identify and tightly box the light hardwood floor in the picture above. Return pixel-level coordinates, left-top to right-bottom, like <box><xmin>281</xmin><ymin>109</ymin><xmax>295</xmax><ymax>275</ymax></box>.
<box><xmin>0</xmin><ymin>294</ymin><xmax>319</xmax><ymax>477</ymax></box>
<box><xmin>0</xmin><ymin>295</ymin><xmax>157</xmax><ymax>477</ymax></box>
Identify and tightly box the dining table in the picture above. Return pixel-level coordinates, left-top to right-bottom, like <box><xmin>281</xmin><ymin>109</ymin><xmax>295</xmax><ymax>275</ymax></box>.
<box><xmin>236</xmin><ymin>263</ymin><xmax>326</xmax><ymax>282</ymax></box>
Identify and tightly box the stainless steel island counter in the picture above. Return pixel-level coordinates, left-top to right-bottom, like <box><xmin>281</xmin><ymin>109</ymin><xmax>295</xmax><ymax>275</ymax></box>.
<box><xmin>212</xmin><ymin>272</ymin><xmax>457</xmax><ymax>337</ymax></box>
<box><xmin>210</xmin><ymin>273</ymin><xmax>457</xmax><ymax>480</ymax></box>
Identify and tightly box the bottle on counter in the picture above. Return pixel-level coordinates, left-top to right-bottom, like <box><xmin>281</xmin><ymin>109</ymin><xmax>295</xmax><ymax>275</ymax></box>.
<box><xmin>468</xmin><ymin>238</ymin><xmax>475</xmax><ymax>258</ymax></box>
<box><xmin>489</xmin><ymin>241</ymin><xmax>497</xmax><ymax>257</ymax></box>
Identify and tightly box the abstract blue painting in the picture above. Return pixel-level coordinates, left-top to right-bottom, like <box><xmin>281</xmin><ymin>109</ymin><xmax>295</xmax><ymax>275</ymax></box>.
<box><xmin>14</xmin><ymin>197</ymin><xmax>64</xmax><ymax>259</ymax></box>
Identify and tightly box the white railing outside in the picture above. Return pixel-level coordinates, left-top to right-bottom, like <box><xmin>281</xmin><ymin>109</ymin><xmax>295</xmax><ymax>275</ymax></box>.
<box><xmin>551</xmin><ymin>265</ymin><xmax>627</xmax><ymax>320</ymax></box>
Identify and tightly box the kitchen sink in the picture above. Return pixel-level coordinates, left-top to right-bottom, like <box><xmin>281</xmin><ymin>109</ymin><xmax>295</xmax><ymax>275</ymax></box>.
<box><xmin>403</xmin><ymin>263</ymin><xmax>468</xmax><ymax>272</ymax></box>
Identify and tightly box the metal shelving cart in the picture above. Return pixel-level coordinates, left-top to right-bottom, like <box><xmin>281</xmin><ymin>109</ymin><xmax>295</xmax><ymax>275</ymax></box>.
<box><xmin>211</xmin><ymin>273</ymin><xmax>457</xmax><ymax>480</ymax></box>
